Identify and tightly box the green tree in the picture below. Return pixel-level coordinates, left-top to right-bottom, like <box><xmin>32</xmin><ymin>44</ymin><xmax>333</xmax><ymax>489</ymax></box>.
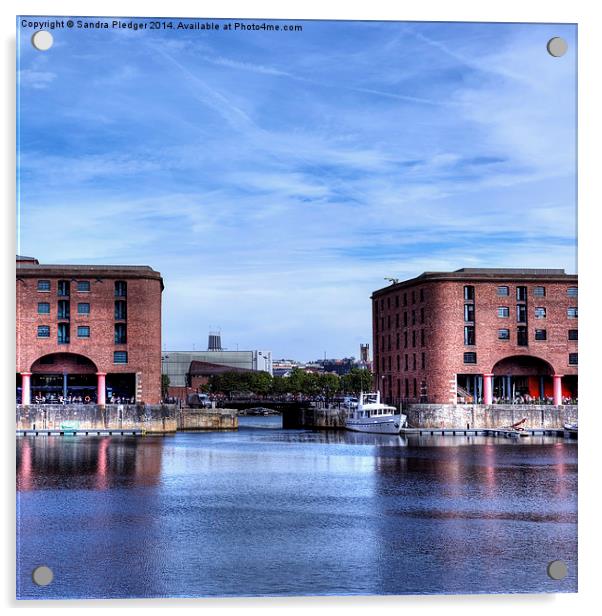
<box><xmin>340</xmin><ymin>368</ymin><xmax>374</xmax><ymax>395</ymax></box>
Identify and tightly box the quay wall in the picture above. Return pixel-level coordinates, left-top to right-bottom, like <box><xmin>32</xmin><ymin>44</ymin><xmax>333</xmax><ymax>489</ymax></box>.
<box><xmin>287</xmin><ymin>404</ymin><xmax>577</xmax><ymax>430</ymax></box>
<box><xmin>16</xmin><ymin>404</ymin><xmax>178</xmax><ymax>433</ymax></box>
<box><xmin>178</xmin><ymin>409</ymin><xmax>238</xmax><ymax>431</ymax></box>
<box><xmin>405</xmin><ymin>404</ymin><xmax>578</xmax><ymax>429</ymax></box>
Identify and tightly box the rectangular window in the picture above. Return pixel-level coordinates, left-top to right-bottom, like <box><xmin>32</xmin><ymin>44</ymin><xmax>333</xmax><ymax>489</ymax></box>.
<box><xmin>411</xmin><ymin>291</ymin><xmax>415</xmax><ymax>304</ymax></box>
<box><xmin>516</xmin><ymin>305</ymin><xmax>527</xmax><ymax>323</ymax></box>
<box><xmin>464</xmin><ymin>325</ymin><xmax>476</xmax><ymax>346</ymax></box>
<box><xmin>498</xmin><ymin>328</ymin><xmax>510</xmax><ymax>340</ymax></box>
<box><xmin>533</xmin><ymin>286</ymin><xmax>546</xmax><ymax>297</ymax></box>
<box><xmin>464</xmin><ymin>304</ymin><xmax>475</xmax><ymax>322</ymax></box>
<box><xmin>396</xmin><ymin>332</ymin><xmax>400</xmax><ymax>350</ymax></box>
<box><xmin>115</xmin><ymin>280</ymin><xmax>127</xmax><ymax>297</ymax></box>
<box><xmin>58</xmin><ymin>280</ymin><xmax>70</xmax><ymax>297</ymax></box>
<box><xmin>421</xmin><ymin>352</ymin><xmax>426</xmax><ymax>369</ymax></box>
<box><xmin>387</xmin><ymin>315</ymin><xmax>391</xmax><ymax>329</ymax></box>
<box><xmin>463</xmin><ymin>285</ymin><xmax>475</xmax><ymax>301</ymax></box>
<box><xmin>413</xmin><ymin>354</ymin><xmax>416</xmax><ymax>370</ymax></box>
<box><xmin>77</xmin><ymin>326</ymin><xmax>90</xmax><ymax>338</ymax></box>
<box><xmin>395</xmin><ymin>295</ymin><xmax>399</xmax><ymax>309</ymax></box>
<box><xmin>37</xmin><ymin>302</ymin><xmax>50</xmax><ymax>314</ymax></box>
<box><xmin>403</xmin><ymin>293</ymin><xmax>407</xmax><ymax>307</ymax></box>
<box><xmin>517</xmin><ymin>326</ymin><xmax>528</xmax><ymax>346</ymax></box>
<box><xmin>534</xmin><ymin>307</ymin><xmax>546</xmax><ymax>319</ymax></box>
<box><xmin>421</xmin><ymin>329</ymin><xmax>425</xmax><ymax>346</ymax></box>
<box><xmin>395</xmin><ymin>314</ymin><xmax>399</xmax><ymax>328</ymax></box>
<box><xmin>57</xmin><ymin>300</ymin><xmax>70</xmax><ymax>320</ymax></box>
<box><xmin>37</xmin><ymin>280</ymin><xmax>51</xmax><ymax>291</ymax></box>
<box><xmin>403</xmin><ymin>331</ymin><xmax>408</xmax><ymax>347</ymax></box>
<box><xmin>114</xmin><ymin>323</ymin><xmax>127</xmax><ymax>344</ymax></box>
<box><xmin>58</xmin><ymin>323</ymin><xmax>70</xmax><ymax>344</ymax></box>
<box><xmin>405</xmin><ymin>379</ymin><xmax>409</xmax><ymax>397</ymax></box>
<box><xmin>463</xmin><ymin>352</ymin><xmax>477</xmax><ymax>364</ymax></box>
<box><xmin>387</xmin><ymin>297</ymin><xmax>391</xmax><ymax>309</ymax></box>
<box><xmin>535</xmin><ymin>329</ymin><xmax>547</xmax><ymax>341</ymax></box>
<box><xmin>567</xmin><ymin>287</ymin><xmax>578</xmax><ymax>297</ymax></box>
<box><xmin>420</xmin><ymin>289</ymin><xmax>424</xmax><ymax>302</ymax></box>
<box><xmin>497</xmin><ymin>286</ymin><xmax>509</xmax><ymax>296</ymax></box>
<box><xmin>569</xmin><ymin>353</ymin><xmax>578</xmax><ymax>365</ymax></box>
<box><xmin>516</xmin><ymin>286</ymin><xmax>527</xmax><ymax>301</ymax></box>
<box><xmin>420</xmin><ymin>307</ymin><xmax>425</xmax><ymax>324</ymax></box>
<box><xmin>77</xmin><ymin>280</ymin><xmax>91</xmax><ymax>292</ymax></box>
<box><xmin>567</xmin><ymin>307</ymin><xmax>578</xmax><ymax>318</ymax></box>
<box><xmin>403</xmin><ymin>312</ymin><xmax>408</xmax><ymax>327</ymax></box>
<box><xmin>37</xmin><ymin>325</ymin><xmax>50</xmax><ymax>338</ymax></box>
<box><xmin>568</xmin><ymin>329</ymin><xmax>578</xmax><ymax>341</ymax></box>
<box><xmin>497</xmin><ymin>306</ymin><xmax>510</xmax><ymax>318</ymax></box>
<box><xmin>77</xmin><ymin>302</ymin><xmax>90</xmax><ymax>315</ymax></box>
<box><xmin>114</xmin><ymin>351</ymin><xmax>128</xmax><ymax>364</ymax></box>
<box><xmin>396</xmin><ymin>355</ymin><xmax>400</xmax><ymax>371</ymax></box>
<box><xmin>412</xmin><ymin>310</ymin><xmax>416</xmax><ymax>325</ymax></box>
<box><xmin>412</xmin><ymin>331</ymin><xmax>416</xmax><ymax>347</ymax></box>
<box><xmin>404</xmin><ymin>355</ymin><xmax>408</xmax><ymax>370</ymax></box>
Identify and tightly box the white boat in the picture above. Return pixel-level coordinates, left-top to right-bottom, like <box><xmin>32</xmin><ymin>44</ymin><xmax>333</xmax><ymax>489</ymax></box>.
<box><xmin>344</xmin><ymin>392</ymin><xmax>406</xmax><ymax>434</ymax></box>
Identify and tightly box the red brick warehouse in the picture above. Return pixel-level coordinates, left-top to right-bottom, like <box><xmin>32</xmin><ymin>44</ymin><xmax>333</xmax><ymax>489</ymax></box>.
<box><xmin>16</xmin><ymin>256</ymin><xmax>163</xmax><ymax>405</ymax></box>
<box><xmin>372</xmin><ymin>268</ymin><xmax>578</xmax><ymax>406</ymax></box>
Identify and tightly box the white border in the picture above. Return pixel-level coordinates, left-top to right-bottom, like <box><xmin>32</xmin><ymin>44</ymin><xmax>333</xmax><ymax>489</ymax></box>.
<box><xmin>2</xmin><ymin>1</ymin><xmax>601</xmax><ymax>613</ymax></box>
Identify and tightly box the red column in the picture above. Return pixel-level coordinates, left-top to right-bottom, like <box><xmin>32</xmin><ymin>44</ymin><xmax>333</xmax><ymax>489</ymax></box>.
<box><xmin>21</xmin><ymin>372</ymin><xmax>32</xmax><ymax>405</ymax></box>
<box><xmin>96</xmin><ymin>372</ymin><xmax>107</xmax><ymax>405</ymax></box>
<box><xmin>483</xmin><ymin>373</ymin><xmax>494</xmax><ymax>405</ymax></box>
<box><xmin>553</xmin><ymin>374</ymin><xmax>563</xmax><ymax>406</ymax></box>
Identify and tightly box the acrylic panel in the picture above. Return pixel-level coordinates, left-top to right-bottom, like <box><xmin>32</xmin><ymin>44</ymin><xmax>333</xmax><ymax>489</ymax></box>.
<box><xmin>16</xmin><ymin>16</ymin><xmax>577</xmax><ymax>600</ymax></box>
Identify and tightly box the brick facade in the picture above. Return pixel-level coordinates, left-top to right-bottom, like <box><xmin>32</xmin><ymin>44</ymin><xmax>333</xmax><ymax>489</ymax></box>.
<box><xmin>372</xmin><ymin>268</ymin><xmax>578</xmax><ymax>405</ymax></box>
<box><xmin>16</xmin><ymin>256</ymin><xmax>163</xmax><ymax>404</ymax></box>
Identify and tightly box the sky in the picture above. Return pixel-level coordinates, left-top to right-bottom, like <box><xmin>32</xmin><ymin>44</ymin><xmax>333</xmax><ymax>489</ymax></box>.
<box><xmin>16</xmin><ymin>18</ymin><xmax>577</xmax><ymax>361</ymax></box>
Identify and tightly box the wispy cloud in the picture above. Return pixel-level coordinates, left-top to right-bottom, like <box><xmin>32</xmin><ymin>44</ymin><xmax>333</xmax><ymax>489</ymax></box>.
<box><xmin>17</xmin><ymin>19</ymin><xmax>577</xmax><ymax>359</ymax></box>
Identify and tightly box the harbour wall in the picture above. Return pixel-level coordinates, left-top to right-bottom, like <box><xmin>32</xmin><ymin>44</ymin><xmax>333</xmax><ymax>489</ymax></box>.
<box><xmin>285</xmin><ymin>404</ymin><xmax>578</xmax><ymax>430</ymax></box>
<box><xmin>16</xmin><ymin>404</ymin><xmax>178</xmax><ymax>433</ymax></box>
<box><xmin>177</xmin><ymin>408</ymin><xmax>238</xmax><ymax>431</ymax></box>
<box><xmin>405</xmin><ymin>404</ymin><xmax>578</xmax><ymax>429</ymax></box>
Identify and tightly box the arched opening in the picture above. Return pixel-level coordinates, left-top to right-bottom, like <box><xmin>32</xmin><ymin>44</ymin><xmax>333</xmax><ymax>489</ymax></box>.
<box><xmin>26</xmin><ymin>353</ymin><xmax>99</xmax><ymax>404</ymax></box>
<box><xmin>491</xmin><ymin>355</ymin><xmax>561</xmax><ymax>403</ymax></box>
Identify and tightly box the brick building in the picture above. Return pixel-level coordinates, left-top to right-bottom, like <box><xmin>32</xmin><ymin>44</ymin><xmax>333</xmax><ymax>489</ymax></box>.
<box><xmin>16</xmin><ymin>256</ymin><xmax>163</xmax><ymax>405</ymax></box>
<box><xmin>372</xmin><ymin>268</ymin><xmax>578</xmax><ymax>406</ymax></box>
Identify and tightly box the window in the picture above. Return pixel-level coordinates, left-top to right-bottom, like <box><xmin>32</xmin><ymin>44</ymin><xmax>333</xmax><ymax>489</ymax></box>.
<box><xmin>420</xmin><ymin>288</ymin><xmax>424</xmax><ymax>302</ymax></box>
<box><xmin>568</xmin><ymin>329</ymin><xmax>578</xmax><ymax>341</ymax></box>
<box><xmin>37</xmin><ymin>302</ymin><xmax>50</xmax><ymax>314</ymax></box>
<box><xmin>517</xmin><ymin>326</ymin><xmax>528</xmax><ymax>346</ymax></box>
<box><xmin>77</xmin><ymin>280</ymin><xmax>90</xmax><ymax>292</ymax></box>
<box><xmin>387</xmin><ymin>315</ymin><xmax>391</xmax><ymax>329</ymax></box>
<box><xmin>420</xmin><ymin>307</ymin><xmax>425</xmax><ymax>324</ymax></box>
<box><xmin>567</xmin><ymin>307</ymin><xmax>578</xmax><ymax>319</ymax></box>
<box><xmin>463</xmin><ymin>285</ymin><xmax>475</xmax><ymax>301</ymax></box>
<box><xmin>516</xmin><ymin>305</ymin><xmax>527</xmax><ymax>323</ymax></box>
<box><xmin>497</xmin><ymin>286</ymin><xmax>509</xmax><ymax>296</ymax></box>
<box><xmin>411</xmin><ymin>291</ymin><xmax>415</xmax><ymax>304</ymax></box>
<box><xmin>404</xmin><ymin>355</ymin><xmax>408</xmax><ymax>370</ymax></box>
<box><xmin>57</xmin><ymin>300</ymin><xmax>70</xmax><ymax>320</ymax></box>
<box><xmin>77</xmin><ymin>326</ymin><xmax>90</xmax><ymax>338</ymax></box>
<box><xmin>567</xmin><ymin>287</ymin><xmax>578</xmax><ymax>297</ymax></box>
<box><xmin>498</xmin><ymin>328</ymin><xmax>510</xmax><ymax>340</ymax></box>
<box><xmin>464</xmin><ymin>326</ymin><xmax>476</xmax><ymax>346</ymax></box>
<box><xmin>37</xmin><ymin>280</ymin><xmax>50</xmax><ymax>291</ymax></box>
<box><xmin>396</xmin><ymin>355</ymin><xmax>400</xmax><ymax>370</ymax></box>
<box><xmin>464</xmin><ymin>352</ymin><xmax>477</xmax><ymax>364</ymax></box>
<box><xmin>58</xmin><ymin>323</ymin><xmax>70</xmax><ymax>344</ymax></box>
<box><xmin>396</xmin><ymin>332</ymin><xmax>400</xmax><ymax>350</ymax></box>
<box><xmin>115</xmin><ymin>323</ymin><xmax>127</xmax><ymax>344</ymax></box>
<box><xmin>413</xmin><ymin>354</ymin><xmax>417</xmax><ymax>370</ymax></box>
<box><xmin>387</xmin><ymin>297</ymin><xmax>391</xmax><ymax>309</ymax></box>
<box><xmin>403</xmin><ymin>312</ymin><xmax>408</xmax><ymax>327</ymax></box>
<box><xmin>421</xmin><ymin>352</ymin><xmax>426</xmax><ymax>369</ymax></box>
<box><xmin>395</xmin><ymin>314</ymin><xmax>399</xmax><ymax>329</ymax></box>
<box><xmin>497</xmin><ymin>306</ymin><xmax>510</xmax><ymax>318</ymax></box>
<box><xmin>404</xmin><ymin>331</ymin><xmax>408</xmax><ymax>347</ymax></box>
<box><xmin>77</xmin><ymin>302</ymin><xmax>90</xmax><ymax>315</ymax></box>
<box><xmin>412</xmin><ymin>331</ymin><xmax>416</xmax><ymax>347</ymax></box>
<box><xmin>516</xmin><ymin>286</ymin><xmax>527</xmax><ymax>301</ymax></box>
<box><xmin>569</xmin><ymin>353</ymin><xmax>578</xmax><ymax>365</ymax></box>
<box><xmin>464</xmin><ymin>304</ymin><xmax>475</xmax><ymax>322</ymax></box>
<box><xmin>114</xmin><ymin>351</ymin><xmax>128</xmax><ymax>364</ymax></box>
<box><xmin>403</xmin><ymin>293</ymin><xmax>407</xmax><ymax>307</ymax></box>
<box><xmin>421</xmin><ymin>329</ymin><xmax>425</xmax><ymax>346</ymax></box>
<box><xmin>412</xmin><ymin>310</ymin><xmax>416</xmax><ymax>325</ymax></box>
<box><xmin>115</xmin><ymin>280</ymin><xmax>127</xmax><ymax>297</ymax></box>
<box><xmin>395</xmin><ymin>295</ymin><xmax>399</xmax><ymax>309</ymax></box>
<box><xmin>58</xmin><ymin>280</ymin><xmax>70</xmax><ymax>297</ymax></box>
<box><xmin>37</xmin><ymin>325</ymin><xmax>50</xmax><ymax>338</ymax></box>
<box><xmin>533</xmin><ymin>286</ymin><xmax>546</xmax><ymax>297</ymax></box>
<box><xmin>535</xmin><ymin>329</ymin><xmax>547</xmax><ymax>341</ymax></box>
<box><xmin>534</xmin><ymin>307</ymin><xmax>546</xmax><ymax>319</ymax></box>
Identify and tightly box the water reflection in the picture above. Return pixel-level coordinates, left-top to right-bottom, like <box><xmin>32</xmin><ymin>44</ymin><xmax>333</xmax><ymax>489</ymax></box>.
<box><xmin>16</xmin><ymin>425</ymin><xmax>577</xmax><ymax>599</ymax></box>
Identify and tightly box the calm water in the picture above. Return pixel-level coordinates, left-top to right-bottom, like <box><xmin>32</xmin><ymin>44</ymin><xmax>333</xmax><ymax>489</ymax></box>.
<box><xmin>16</xmin><ymin>416</ymin><xmax>577</xmax><ymax>599</ymax></box>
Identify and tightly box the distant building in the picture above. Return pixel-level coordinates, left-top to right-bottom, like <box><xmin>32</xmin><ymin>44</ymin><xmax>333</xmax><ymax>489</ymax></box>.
<box><xmin>162</xmin><ymin>349</ymin><xmax>273</xmax><ymax>387</ymax></box>
<box><xmin>372</xmin><ymin>268</ymin><xmax>578</xmax><ymax>405</ymax></box>
<box><xmin>16</xmin><ymin>256</ymin><xmax>163</xmax><ymax>404</ymax></box>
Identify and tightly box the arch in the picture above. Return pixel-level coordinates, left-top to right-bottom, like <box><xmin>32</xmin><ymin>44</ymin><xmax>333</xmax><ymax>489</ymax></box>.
<box><xmin>492</xmin><ymin>355</ymin><xmax>555</xmax><ymax>377</ymax></box>
<box><xmin>30</xmin><ymin>352</ymin><xmax>98</xmax><ymax>374</ymax></box>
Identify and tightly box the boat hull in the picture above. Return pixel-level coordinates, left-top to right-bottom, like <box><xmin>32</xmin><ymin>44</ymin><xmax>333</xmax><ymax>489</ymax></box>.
<box><xmin>345</xmin><ymin>414</ymin><xmax>405</xmax><ymax>435</ymax></box>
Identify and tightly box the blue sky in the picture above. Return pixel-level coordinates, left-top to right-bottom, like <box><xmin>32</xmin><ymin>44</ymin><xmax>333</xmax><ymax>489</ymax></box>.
<box><xmin>17</xmin><ymin>19</ymin><xmax>577</xmax><ymax>360</ymax></box>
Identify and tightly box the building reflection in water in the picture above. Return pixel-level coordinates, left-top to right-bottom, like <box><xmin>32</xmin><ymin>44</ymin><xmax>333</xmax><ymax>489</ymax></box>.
<box><xmin>16</xmin><ymin>436</ymin><xmax>164</xmax><ymax>492</ymax></box>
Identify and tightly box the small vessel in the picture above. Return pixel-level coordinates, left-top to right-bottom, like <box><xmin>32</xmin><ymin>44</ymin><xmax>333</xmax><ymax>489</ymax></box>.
<box><xmin>563</xmin><ymin>423</ymin><xmax>578</xmax><ymax>439</ymax></box>
<box><xmin>344</xmin><ymin>392</ymin><xmax>406</xmax><ymax>434</ymax></box>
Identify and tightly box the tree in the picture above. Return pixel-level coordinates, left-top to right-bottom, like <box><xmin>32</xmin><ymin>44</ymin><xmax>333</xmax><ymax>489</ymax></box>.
<box><xmin>340</xmin><ymin>368</ymin><xmax>373</xmax><ymax>395</ymax></box>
